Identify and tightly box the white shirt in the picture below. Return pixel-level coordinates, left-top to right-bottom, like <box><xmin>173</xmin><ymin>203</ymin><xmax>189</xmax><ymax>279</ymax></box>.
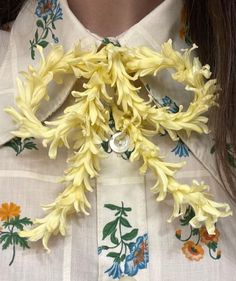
<box><xmin>0</xmin><ymin>0</ymin><xmax>235</xmax><ymax>280</ymax></box>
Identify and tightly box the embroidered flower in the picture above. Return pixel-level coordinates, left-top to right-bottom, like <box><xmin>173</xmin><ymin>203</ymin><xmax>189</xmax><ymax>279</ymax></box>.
<box><xmin>30</xmin><ymin>0</ymin><xmax>63</xmax><ymax>59</ymax></box>
<box><xmin>176</xmin><ymin>206</ymin><xmax>222</xmax><ymax>261</ymax></box>
<box><xmin>7</xmin><ymin>40</ymin><xmax>232</xmax><ymax>252</ymax></box>
<box><xmin>171</xmin><ymin>139</ymin><xmax>190</xmax><ymax>157</ymax></box>
<box><xmin>105</xmin><ymin>262</ymin><xmax>123</xmax><ymax>279</ymax></box>
<box><xmin>0</xmin><ymin>202</ymin><xmax>21</xmax><ymax>221</ymax></box>
<box><xmin>175</xmin><ymin>229</ymin><xmax>182</xmax><ymax>239</ymax></box>
<box><xmin>35</xmin><ymin>0</ymin><xmax>57</xmax><ymax>18</ymax></box>
<box><xmin>124</xmin><ymin>234</ymin><xmax>149</xmax><ymax>276</ymax></box>
<box><xmin>98</xmin><ymin>203</ymin><xmax>149</xmax><ymax>279</ymax></box>
<box><xmin>0</xmin><ymin>202</ymin><xmax>32</xmax><ymax>266</ymax></box>
<box><xmin>200</xmin><ymin>226</ymin><xmax>220</xmax><ymax>245</ymax></box>
<box><xmin>160</xmin><ymin>96</ymin><xmax>179</xmax><ymax>113</ymax></box>
<box><xmin>182</xmin><ymin>241</ymin><xmax>204</xmax><ymax>261</ymax></box>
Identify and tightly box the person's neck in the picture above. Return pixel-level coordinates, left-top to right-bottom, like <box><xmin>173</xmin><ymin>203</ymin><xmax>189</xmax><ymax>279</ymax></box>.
<box><xmin>67</xmin><ymin>0</ymin><xmax>164</xmax><ymax>38</ymax></box>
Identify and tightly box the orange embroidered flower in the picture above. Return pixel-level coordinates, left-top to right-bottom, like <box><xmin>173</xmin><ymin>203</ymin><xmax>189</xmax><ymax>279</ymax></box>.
<box><xmin>0</xmin><ymin>202</ymin><xmax>21</xmax><ymax>221</ymax></box>
<box><xmin>182</xmin><ymin>241</ymin><xmax>204</xmax><ymax>261</ymax></box>
<box><xmin>200</xmin><ymin>226</ymin><xmax>220</xmax><ymax>245</ymax></box>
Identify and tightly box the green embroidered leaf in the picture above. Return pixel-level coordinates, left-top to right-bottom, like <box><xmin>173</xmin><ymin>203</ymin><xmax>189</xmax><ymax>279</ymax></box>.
<box><xmin>115</xmin><ymin>210</ymin><xmax>122</xmax><ymax>216</ymax></box>
<box><xmin>4</xmin><ymin>137</ymin><xmax>38</xmax><ymax>156</ymax></box>
<box><xmin>106</xmin><ymin>252</ymin><xmax>120</xmax><ymax>258</ymax></box>
<box><xmin>101</xmin><ymin>141</ymin><xmax>112</xmax><ymax>153</ymax></box>
<box><xmin>38</xmin><ymin>41</ymin><xmax>49</xmax><ymax>48</ymax></box>
<box><xmin>120</xmin><ymin>217</ymin><xmax>132</xmax><ymax>228</ymax></box>
<box><xmin>180</xmin><ymin>206</ymin><xmax>195</xmax><ymax>226</ymax></box>
<box><xmin>102</xmin><ymin>37</ymin><xmax>121</xmax><ymax>47</ymax></box>
<box><xmin>120</xmin><ymin>254</ymin><xmax>126</xmax><ymax>262</ymax></box>
<box><xmin>121</xmin><ymin>228</ymin><xmax>138</xmax><ymax>241</ymax></box>
<box><xmin>31</xmin><ymin>47</ymin><xmax>35</xmax><ymax>60</ymax></box>
<box><xmin>12</xmin><ymin>233</ymin><xmax>30</xmax><ymax>250</ymax></box>
<box><xmin>3</xmin><ymin>216</ymin><xmax>33</xmax><ymax>231</ymax></box>
<box><xmin>207</xmin><ymin>241</ymin><xmax>218</xmax><ymax>252</ymax></box>
<box><xmin>192</xmin><ymin>228</ymin><xmax>199</xmax><ymax>236</ymax></box>
<box><xmin>4</xmin><ymin>137</ymin><xmax>22</xmax><ymax>155</ymax></box>
<box><xmin>102</xmin><ymin>218</ymin><xmax>119</xmax><ymax>240</ymax></box>
<box><xmin>23</xmin><ymin>141</ymin><xmax>38</xmax><ymax>151</ymax></box>
<box><xmin>121</xmin><ymin>150</ymin><xmax>134</xmax><ymax>160</ymax></box>
<box><xmin>104</xmin><ymin>204</ymin><xmax>121</xmax><ymax>211</ymax></box>
<box><xmin>0</xmin><ymin>233</ymin><xmax>13</xmax><ymax>250</ymax></box>
<box><xmin>123</xmin><ymin>207</ymin><xmax>132</xmax><ymax>212</ymax></box>
<box><xmin>100</xmin><ymin>245</ymin><xmax>109</xmax><ymax>251</ymax></box>
<box><xmin>36</xmin><ymin>19</ymin><xmax>44</xmax><ymax>29</ymax></box>
<box><xmin>110</xmin><ymin>230</ymin><xmax>119</xmax><ymax>245</ymax></box>
<box><xmin>35</xmin><ymin>29</ymin><xmax>39</xmax><ymax>42</ymax></box>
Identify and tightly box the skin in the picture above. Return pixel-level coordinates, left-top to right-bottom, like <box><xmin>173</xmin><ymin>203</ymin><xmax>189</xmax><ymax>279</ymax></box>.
<box><xmin>67</xmin><ymin>0</ymin><xmax>165</xmax><ymax>37</ymax></box>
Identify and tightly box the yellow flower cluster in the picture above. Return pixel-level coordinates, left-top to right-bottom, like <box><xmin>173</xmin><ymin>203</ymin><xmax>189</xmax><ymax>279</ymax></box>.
<box><xmin>5</xmin><ymin>39</ymin><xmax>232</xmax><ymax>251</ymax></box>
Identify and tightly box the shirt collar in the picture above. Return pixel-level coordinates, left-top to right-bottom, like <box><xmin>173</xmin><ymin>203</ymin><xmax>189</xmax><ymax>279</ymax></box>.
<box><xmin>0</xmin><ymin>0</ymin><xmax>184</xmax><ymax>145</ymax></box>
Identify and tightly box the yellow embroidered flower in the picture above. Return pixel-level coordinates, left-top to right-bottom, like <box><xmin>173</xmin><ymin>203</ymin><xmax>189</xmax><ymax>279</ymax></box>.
<box><xmin>182</xmin><ymin>241</ymin><xmax>204</xmax><ymax>261</ymax></box>
<box><xmin>0</xmin><ymin>202</ymin><xmax>21</xmax><ymax>221</ymax></box>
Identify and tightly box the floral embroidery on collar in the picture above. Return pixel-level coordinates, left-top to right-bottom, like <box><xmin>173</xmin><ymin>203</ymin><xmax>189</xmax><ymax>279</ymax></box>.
<box><xmin>175</xmin><ymin>206</ymin><xmax>221</xmax><ymax>261</ymax></box>
<box><xmin>98</xmin><ymin>202</ymin><xmax>149</xmax><ymax>279</ymax></box>
<box><xmin>4</xmin><ymin>137</ymin><xmax>38</xmax><ymax>156</ymax></box>
<box><xmin>211</xmin><ymin>141</ymin><xmax>236</xmax><ymax>168</ymax></box>
<box><xmin>179</xmin><ymin>2</ymin><xmax>193</xmax><ymax>46</ymax></box>
<box><xmin>30</xmin><ymin>0</ymin><xmax>63</xmax><ymax>59</ymax></box>
<box><xmin>0</xmin><ymin>202</ymin><xmax>32</xmax><ymax>266</ymax></box>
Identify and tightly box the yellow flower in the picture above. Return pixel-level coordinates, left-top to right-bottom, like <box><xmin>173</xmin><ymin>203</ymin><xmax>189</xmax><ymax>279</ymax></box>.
<box><xmin>5</xmin><ymin>41</ymin><xmax>232</xmax><ymax>251</ymax></box>
<box><xmin>0</xmin><ymin>202</ymin><xmax>21</xmax><ymax>221</ymax></box>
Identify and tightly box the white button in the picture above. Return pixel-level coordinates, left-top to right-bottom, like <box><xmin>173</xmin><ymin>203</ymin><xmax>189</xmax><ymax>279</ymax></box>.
<box><xmin>109</xmin><ymin>132</ymin><xmax>130</xmax><ymax>154</ymax></box>
<box><xmin>119</xmin><ymin>276</ymin><xmax>137</xmax><ymax>281</ymax></box>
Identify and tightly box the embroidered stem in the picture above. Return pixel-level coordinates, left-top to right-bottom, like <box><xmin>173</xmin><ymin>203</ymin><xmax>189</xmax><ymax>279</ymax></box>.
<box><xmin>9</xmin><ymin>244</ymin><xmax>16</xmax><ymax>266</ymax></box>
<box><xmin>208</xmin><ymin>247</ymin><xmax>220</xmax><ymax>260</ymax></box>
<box><xmin>177</xmin><ymin>225</ymin><xmax>193</xmax><ymax>242</ymax></box>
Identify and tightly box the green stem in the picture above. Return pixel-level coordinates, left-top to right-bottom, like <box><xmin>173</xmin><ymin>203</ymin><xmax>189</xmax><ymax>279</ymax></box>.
<box><xmin>208</xmin><ymin>247</ymin><xmax>219</xmax><ymax>260</ymax></box>
<box><xmin>9</xmin><ymin>244</ymin><xmax>16</xmax><ymax>266</ymax></box>
<box><xmin>118</xmin><ymin>202</ymin><xmax>126</xmax><ymax>257</ymax></box>
<box><xmin>178</xmin><ymin>225</ymin><xmax>193</xmax><ymax>242</ymax></box>
<box><xmin>195</xmin><ymin>231</ymin><xmax>201</xmax><ymax>245</ymax></box>
<box><xmin>32</xmin><ymin>17</ymin><xmax>55</xmax><ymax>48</ymax></box>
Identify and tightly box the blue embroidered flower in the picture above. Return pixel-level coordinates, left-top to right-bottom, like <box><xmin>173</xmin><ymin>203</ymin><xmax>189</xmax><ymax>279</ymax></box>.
<box><xmin>35</xmin><ymin>0</ymin><xmax>57</xmax><ymax>18</ymax></box>
<box><xmin>53</xmin><ymin>3</ymin><xmax>63</xmax><ymax>21</ymax></box>
<box><xmin>98</xmin><ymin>246</ymin><xmax>103</xmax><ymax>255</ymax></box>
<box><xmin>105</xmin><ymin>262</ymin><xmax>123</xmax><ymax>279</ymax></box>
<box><xmin>124</xmin><ymin>234</ymin><xmax>149</xmax><ymax>276</ymax></box>
<box><xmin>171</xmin><ymin>139</ymin><xmax>190</xmax><ymax>157</ymax></box>
<box><xmin>161</xmin><ymin>96</ymin><xmax>179</xmax><ymax>113</ymax></box>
